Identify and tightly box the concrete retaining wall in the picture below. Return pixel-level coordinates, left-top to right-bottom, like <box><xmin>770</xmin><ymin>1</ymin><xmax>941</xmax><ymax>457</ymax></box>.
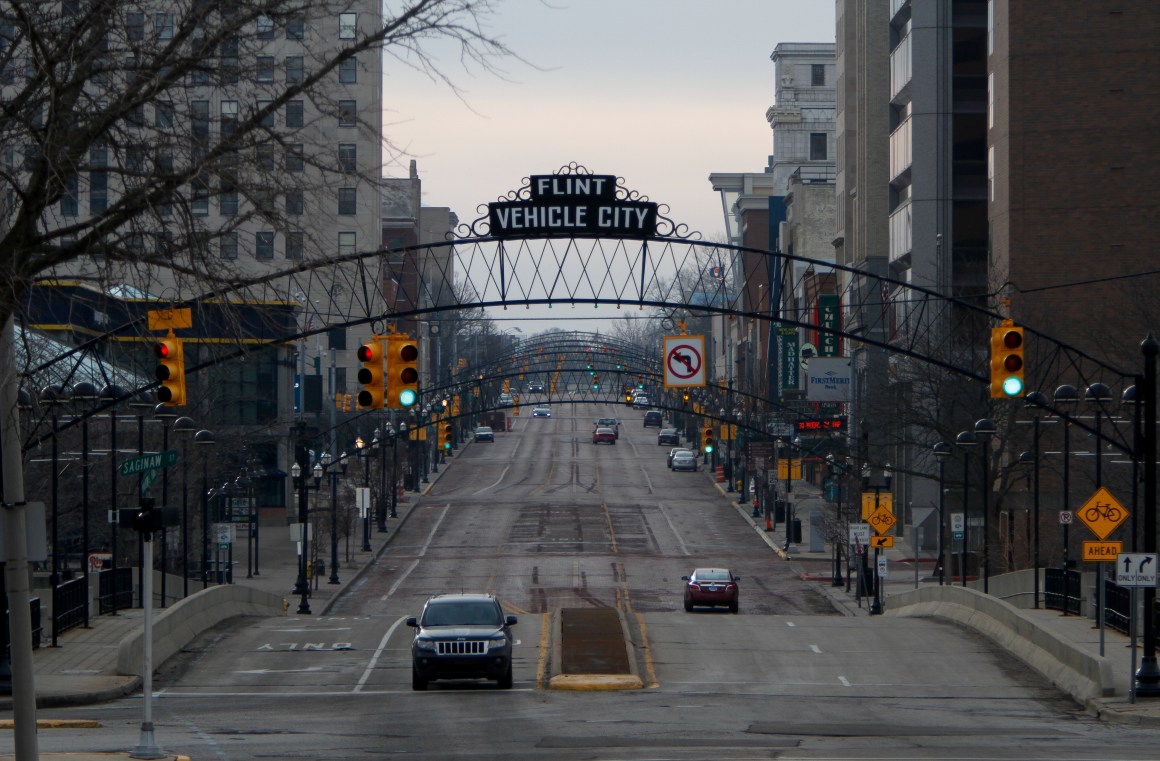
<box><xmin>886</xmin><ymin>585</ymin><xmax>1114</xmax><ymax>704</ymax></box>
<box><xmin>117</xmin><ymin>584</ymin><xmax>286</xmax><ymax>676</ymax></box>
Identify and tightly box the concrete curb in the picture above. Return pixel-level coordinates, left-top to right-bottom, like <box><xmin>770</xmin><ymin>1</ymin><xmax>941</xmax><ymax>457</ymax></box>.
<box><xmin>886</xmin><ymin>586</ymin><xmax>1114</xmax><ymax>705</ymax></box>
<box><xmin>546</xmin><ymin>608</ymin><xmax>643</xmax><ymax>691</ymax></box>
<box><xmin>116</xmin><ymin>585</ymin><xmax>286</xmax><ymax>677</ymax></box>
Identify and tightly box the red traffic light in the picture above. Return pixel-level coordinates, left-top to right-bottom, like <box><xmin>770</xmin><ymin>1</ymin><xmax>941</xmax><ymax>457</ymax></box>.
<box><xmin>154</xmin><ymin>342</ymin><xmax>172</xmax><ymax>360</ymax></box>
<box><xmin>1001</xmin><ymin>329</ymin><xmax>1023</xmax><ymax>350</ymax></box>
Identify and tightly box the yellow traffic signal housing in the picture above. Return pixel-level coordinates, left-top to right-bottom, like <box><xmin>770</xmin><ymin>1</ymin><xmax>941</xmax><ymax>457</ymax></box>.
<box><xmin>701</xmin><ymin>425</ymin><xmax>714</xmax><ymax>454</ymax></box>
<box><xmin>356</xmin><ymin>338</ymin><xmax>385</xmax><ymax>409</ymax></box>
<box><xmin>154</xmin><ymin>336</ymin><xmax>186</xmax><ymax>406</ymax></box>
<box><xmin>990</xmin><ymin>324</ymin><xmax>1025</xmax><ymax>398</ymax></box>
<box><xmin>387</xmin><ymin>334</ymin><xmax>419</xmax><ymax>408</ymax></box>
<box><xmin>439</xmin><ymin>422</ymin><xmax>453</xmax><ymax>450</ymax></box>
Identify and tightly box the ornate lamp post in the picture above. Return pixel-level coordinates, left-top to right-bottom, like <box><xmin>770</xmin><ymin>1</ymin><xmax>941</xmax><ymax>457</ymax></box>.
<box><xmin>1054</xmin><ymin>383</ymin><xmax>1080</xmax><ymax>594</ymax></box>
<box><xmin>71</xmin><ymin>381</ymin><xmax>99</xmax><ymax>626</ymax></box>
<box><xmin>290</xmin><ymin>461</ymin><xmax>323</xmax><ymax>614</ymax></box>
<box><xmin>356</xmin><ymin>437</ymin><xmax>372</xmax><ymax>552</ymax></box>
<box><xmin>38</xmin><ymin>384</ymin><xmax>70</xmax><ymax>645</ymax></box>
<box><xmin>193</xmin><ymin>430</ymin><xmax>214</xmax><ymax>590</ymax></box>
<box><xmin>955</xmin><ymin>430</ymin><xmax>977</xmax><ymax>587</ymax></box>
<box><xmin>100</xmin><ymin>384</ymin><xmax>128</xmax><ymax>615</ymax></box>
<box><xmin>933</xmin><ymin>441</ymin><xmax>952</xmax><ymax>586</ymax></box>
<box><xmin>322</xmin><ymin>452</ymin><xmax>347</xmax><ymax>585</ymax></box>
<box><xmin>1024</xmin><ymin>390</ymin><xmax>1050</xmax><ymax>608</ymax></box>
<box><xmin>974</xmin><ymin>417</ymin><xmax>997</xmax><ymax>594</ymax></box>
<box><xmin>390</xmin><ymin>423</ymin><xmax>401</xmax><ymax>517</ymax></box>
<box><xmin>172</xmin><ymin>416</ymin><xmax>197</xmax><ymax>597</ymax></box>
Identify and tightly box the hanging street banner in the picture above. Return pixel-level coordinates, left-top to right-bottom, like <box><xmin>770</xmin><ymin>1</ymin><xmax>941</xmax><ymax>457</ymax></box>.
<box><xmin>817</xmin><ymin>295</ymin><xmax>840</xmax><ymax>357</ymax></box>
<box><xmin>488</xmin><ymin>174</ymin><xmax>658</xmax><ymax>238</ymax></box>
<box><xmin>778</xmin><ymin>327</ymin><xmax>799</xmax><ymax>391</ymax></box>
<box><xmin>806</xmin><ymin>358</ymin><xmax>853</xmax><ymax>402</ymax></box>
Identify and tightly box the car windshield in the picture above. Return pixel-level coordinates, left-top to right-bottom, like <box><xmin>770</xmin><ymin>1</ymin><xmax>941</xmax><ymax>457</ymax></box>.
<box><xmin>674</xmin><ymin>452</ymin><xmax>694</xmax><ymax>460</ymax></box>
<box><xmin>695</xmin><ymin>570</ymin><xmax>731</xmax><ymax>581</ymax></box>
<box><xmin>422</xmin><ymin>601</ymin><xmax>502</xmax><ymax>627</ymax></box>
<box><xmin>475</xmin><ymin>427</ymin><xmax>492</xmax><ymax>434</ymax></box>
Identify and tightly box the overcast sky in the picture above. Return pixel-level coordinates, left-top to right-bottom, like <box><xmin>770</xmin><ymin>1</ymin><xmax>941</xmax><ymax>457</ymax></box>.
<box><xmin>382</xmin><ymin>0</ymin><xmax>836</xmax><ymax>332</ymax></box>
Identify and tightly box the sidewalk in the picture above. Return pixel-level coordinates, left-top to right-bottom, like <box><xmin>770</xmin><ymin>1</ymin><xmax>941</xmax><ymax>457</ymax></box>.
<box><xmin>714</xmin><ymin>477</ymin><xmax>1160</xmax><ymax>728</ymax></box>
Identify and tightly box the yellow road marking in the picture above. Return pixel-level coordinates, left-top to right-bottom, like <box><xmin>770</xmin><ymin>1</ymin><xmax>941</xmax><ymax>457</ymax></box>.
<box><xmin>536</xmin><ymin>611</ymin><xmax>551</xmax><ymax>689</ymax></box>
<box><xmin>602</xmin><ymin>501</ymin><xmax>617</xmax><ymax>554</ymax></box>
<box><xmin>634</xmin><ymin>611</ymin><xmax>659</xmax><ymax>689</ymax></box>
<box><xmin>0</xmin><ymin>719</ymin><xmax>101</xmax><ymax>729</ymax></box>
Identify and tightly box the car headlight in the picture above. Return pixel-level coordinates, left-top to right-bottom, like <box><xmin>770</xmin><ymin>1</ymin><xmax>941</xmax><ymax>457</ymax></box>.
<box><xmin>414</xmin><ymin>638</ymin><xmax>437</xmax><ymax>652</ymax></box>
<box><xmin>486</xmin><ymin>637</ymin><xmax>509</xmax><ymax>652</ymax></box>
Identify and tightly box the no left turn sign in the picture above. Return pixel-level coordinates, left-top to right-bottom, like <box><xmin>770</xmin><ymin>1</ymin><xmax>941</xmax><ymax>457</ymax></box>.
<box><xmin>663</xmin><ymin>335</ymin><xmax>706</xmax><ymax>388</ymax></box>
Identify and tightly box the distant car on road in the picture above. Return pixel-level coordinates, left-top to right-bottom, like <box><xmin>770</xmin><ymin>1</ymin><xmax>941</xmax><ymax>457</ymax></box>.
<box><xmin>595</xmin><ymin>417</ymin><xmax>620</xmax><ymax>437</ymax></box>
<box><xmin>532</xmin><ymin>406</ymin><xmax>552</xmax><ymax>418</ymax></box>
<box><xmin>632</xmin><ymin>395</ymin><xmax>651</xmax><ymax>409</ymax></box>
<box><xmin>592</xmin><ymin>427</ymin><xmax>617</xmax><ymax>445</ymax></box>
<box><xmin>497</xmin><ymin>393</ymin><xmax>514</xmax><ymax>407</ymax></box>
<box><xmin>667</xmin><ymin>447</ymin><xmax>693</xmax><ymax>468</ymax></box>
<box><xmin>527</xmin><ymin>382</ymin><xmax>545</xmax><ymax>393</ymax></box>
<box><xmin>657</xmin><ymin>428</ymin><xmax>680</xmax><ymax>446</ymax></box>
<box><xmin>670</xmin><ymin>450</ymin><xmax>698</xmax><ymax>471</ymax></box>
<box><xmin>682</xmin><ymin>568</ymin><xmax>740</xmax><ymax>613</ymax></box>
<box><xmin>474</xmin><ymin>426</ymin><xmax>494</xmax><ymax>442</ymax></box>
<box><xmin>643</xmin><ymin>410</ymin><xmax>663</xmax><ymax>428</ymax></box>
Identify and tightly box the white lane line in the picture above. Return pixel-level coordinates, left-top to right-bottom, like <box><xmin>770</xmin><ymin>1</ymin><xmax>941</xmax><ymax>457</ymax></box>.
<box><xmin>838</xmin><ymin>675</ymin><xmax>851</xmax><ymax>687</ymax></box>
<box><xmin>810</xmin><ymin>644</ymin><xmax>822</xmax><ymax>654</ymax></box>
<box><xmin>657</xmin><ymin>502</ymin><xmax>691</xmax><ymax>556</ymax></box>
<box><xmin>355</xmin><ymin>615</ymin><xmax>408</xmax><ymax>692</ymax></box>
<box><xmin>472</xmin><ymin>465</ymin><xmax>513</xmax><ymax>495</ymax></box>
<box><xmin>786</xmin><ymin>621</ymin><xmax>796</xmax><ymax>627</ymax></box>
<box><xmin>378</xmin><ymin>503</ymin><xmax>450</xmax><ymax>601</ymax></box>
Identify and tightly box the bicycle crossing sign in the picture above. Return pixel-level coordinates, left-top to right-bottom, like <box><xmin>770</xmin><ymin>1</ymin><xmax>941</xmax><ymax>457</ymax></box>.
<box><xmin>1077</xmin><ymin>486</ymin><xmax>1128</xmax><ymax>540</ymax></box>
<box><xmin>868</xmin><ymin>506</ymin><xmax>896</xmax><ymax>535</ymax></box>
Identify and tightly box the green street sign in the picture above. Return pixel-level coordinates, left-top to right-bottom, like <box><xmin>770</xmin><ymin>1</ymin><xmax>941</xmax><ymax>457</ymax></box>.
<box><xmin>140</xmin><ymin>468</ymin><xmax>158</xmax><ymax>496</ymax></box>
<box><xmin>120</xmin><ymin>450</ymin><xmax>178</xmax><ymax>477</ymax></box>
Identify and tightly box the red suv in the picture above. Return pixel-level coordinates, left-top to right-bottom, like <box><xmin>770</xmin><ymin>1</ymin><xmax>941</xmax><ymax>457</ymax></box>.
<box><xmin>682</xmin><ymin>568</ymin><xmax>740</xmax><ymax>613</ymax></box>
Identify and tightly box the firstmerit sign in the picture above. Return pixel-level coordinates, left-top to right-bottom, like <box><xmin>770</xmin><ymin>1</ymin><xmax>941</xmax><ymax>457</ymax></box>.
<box><xmin>488</xmin><ymin>174</ymin><xmax>658</xmax><ymax>239</ymax></box>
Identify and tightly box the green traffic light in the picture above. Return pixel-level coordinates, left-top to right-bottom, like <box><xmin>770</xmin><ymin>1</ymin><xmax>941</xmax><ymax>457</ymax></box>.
<box><xmin>399</xmin><ymin>388</ymin><xmax>418</xmax><ymax>407</ymax></box>
<box><xmin>1002</xmin><ymin>376</ymin><xmax>1024</xmax><ymax>396</ymax></box>
<box><xmin>704</xmin><ymin>445</ymin><xmax>714</xmax><ymax>453</ymax></box>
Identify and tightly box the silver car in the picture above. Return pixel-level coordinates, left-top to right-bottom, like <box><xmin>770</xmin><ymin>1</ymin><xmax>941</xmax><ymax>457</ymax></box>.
<box><xmin>670</xmin><ymin>451</ymin><xmax>699</xmax><ymax>472</ymax></box>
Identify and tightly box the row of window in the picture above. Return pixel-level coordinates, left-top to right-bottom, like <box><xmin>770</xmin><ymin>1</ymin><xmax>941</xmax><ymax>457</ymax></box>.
<box><xmin>123</xmin><ymin>98</ymin><xmax>358</xmax><ymax>131</ymax></box>
<box><xmin>121</xmin><ymin>11</ymin><xmax>357</xmax><ymax>43</ymax></box>
<box><xmin>218</xmin><ymin>230</ymin><xmax>359</xmax><ymax>260</ymax></box>
<box><xmin>62</xmin><ymin>178</ymin><xmax>362</xmax><ymax>218</ymax></box>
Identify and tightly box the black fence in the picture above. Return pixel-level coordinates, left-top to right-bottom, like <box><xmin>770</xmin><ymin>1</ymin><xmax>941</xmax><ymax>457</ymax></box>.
<box><xmin>1044</xmin><ymin>567</ymin><xmax>1082</xmax><ymax>616</ymax></box>
<box><xmin>1104</xmin><ymin>577</ymin><xmax>1131</xmax><ymax>636</ymax></box>
<box><xmin>4</xmin><ymin>597</ymin><xmax>42</xmax><ymax>660</ymax></box>
<box><xmin>97</xmin><ymin>568</ymin><xmax>134</xmax><ymax>615</ymax></box>
<box><xmin>53</xmin><ymin>576</ymin><xmax>88</xmax><ymax>637</ymax></box>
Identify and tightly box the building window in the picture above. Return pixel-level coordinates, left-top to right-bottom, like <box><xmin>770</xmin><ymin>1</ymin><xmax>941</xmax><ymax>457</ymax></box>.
<box><xmin>338</xmin><ymin>187</ymin><xmax>356</xmax><ymax>215</ymax></box>
<box><xmin>220</xmin><ymin>232</ymin><xmax>238</xmax><ymax>260</ymax></box>
<box><xmin>256</xmin><ymin>56</ymin><xmax>274</xmax><ymax>83</ymax></box>
<box><xmin>221</xmin><ymin>100</ymin><xmax>238</xmax><ymax>138</ymax></box>
<box><xmin>155</xmin><ymin>13</ymin><xmax>174</xmax><ymax>40</ymax></box>
<box><xmin>338</xmin><ymin>57</ymin><xmax>357</xmax><ymax>84</ymax></box>
<box><xmin>338</xmin><ymin>231</ymin><xmax>356</xmax><ymax>257</ymax></box>
<box><xmin>809</xmin><ymin>132</ymin><xmax>827</xmax><ymax>161</ymax></box>
<box><xmin>155</xmin><ymin>100</ymin><xmax>174</xmax><ymax>128</ymax></box>
<box><xmin>285</xmin><ymin>144</ymin><xmax>304</xmax><ymax>172</ymax></box>
<box><xmin>811</xmin><ymin>63</ymin><xmax>825</xmax><ymax>87</ymax></box>
<box><xmin>257</xmin><ymin>144</ymin><xmax>276</xmax><ymax>170</ymax></box>
<box><xmin>286</xmin><ymin>189</ymin><xmax>304</xmax><ymax>215</ymax></box>
<box><xmin>256</xmin><ymin>231</ymin><xmax>275</xmax><ymax>260</ymax></box>
<box><xmin>89</xmin><ymin>140</ymin><xmax>107</xmax><ymax>214</ymax></box>
<box><xmin>191</xmin><ymin>61</ymin><xmax>210</xmax><ymax>85</ymax></box>
<box><xmin>287</xmin><ymin>16</ymin><xmax>305</xmax><ymax>40</ymax></box>
<box><xmin>61</xmin><ymin>174</ymin><xmax>78</xmax><ymax>216</ymax></box>
<box><xmin>338</xmin><ymin>99</ymin><xmax>356</xmax><ymax>127</ymax></box>
<box><xmin>220</xmin><ymin>179</ymin><xmax>238</xmax><ymax>215</ymax></box>
<box><xmin>285</xmin><ymin>56</ymin><xmax>303</xmax><ymax>84</ymax></box>
<box><xmin>257</xmin><ymin>100</ymin><xmax>274</xmax><ymax>128</ymax></box>
<box><xmin>127</xmin><ymin>103</ymin><xmax>146</xmax><ymax>128</ymax></box>
<box><xmin>338</xmin><ymin>143</ymin><xmax>356</xmax><ymax>172</ymax></box>
<box><xmin>286</xmin><ymin>231</ymin><xmax>303</xmax><ymax>259</ymax></box>
<box><xmin>256</xmin><ymin>15</ymin><xmax>274</xmax><ymax>39</ymax></box>
<box><xmin>286</xmin><ymin>100</ymin><xmax>304</xmax><ymax>128</ymax></box>
<box><xmin>339</xmin><ymin>12</ymin><xmax>356</xmax><ymax>39</ymax></box>
<box><xmin>192</xmin><ymin>177</ymin><xmax>210</xmax><ymax>215</ymax></box>
<box><xmin>127</xmin><ymin>12</ymin><xmax>144</xmax><ymax>42</ymax></box>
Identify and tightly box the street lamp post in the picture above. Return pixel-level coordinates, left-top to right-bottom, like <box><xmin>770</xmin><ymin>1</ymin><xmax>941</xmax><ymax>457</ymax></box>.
<box><xmin>390</xmin><ymin>424</ymin><xmax>401</xmax><ymax>517</ymax></box>
<box><xmin>864</xmin><ymin>463</ymin><xmax>892</xmax><ymax>615</ymax></box>
<box><xmin>955</xmin><ymin>430</ymin><xmax>977</xmax><ymax>587</ymax></box>
<box><xmin>38</xmin><ymin>384</ymin><xmax>69</xmax><ymax>646</ymax></box>
<box><xmin>173</xmin><ymin>416</ymin><xmax>197</xmax><ymax>598</ymax></box>
<box><xmin>193</xmin><ymin>430</ymin><xmax>214</xmax><ymax>590</ymax></box>
<box><xmin>323</xmin><ymin>452</ymin><xmax>347</xmax><ymax>585</ymax></box>
<box><xmin>100</xmin><ymin>384</ymin><xmax>128</xmax><ymax>615</ymax></box>
<box><xmin>372</xmin><ymin>428</ymin><xmax>387</xmax><ymax>532</ymax></box>
<box><xmin>974</xmin><ymin>418</ymin><xmax>996</xmax><ymax>594</ymax></box>
<box><xmin>1134</xmin><ymin>335</ymin><xmax>1159</xmax><ymax>697</ymax></box>
<box><xmin>72</xmin><ymin>381</ymin><xmax>99</xmax><ymax>627</ymax></box>
<box><xmin>933</xmin><ymin>441</ymin><xmax>952</xmax><ymax>586</ymax></box>
<box><xmin>357</xmin><ymin>437</ymin><xmax>372</xmax><ymax>552</ymax></box>
<box><xmin>1055</xmin><ymin>383</ymin><xmax>1080</xmax><ymax>607</ymax></box>
<box><xmin>290</xmin><ymin>461</ymin><xmax>323</xmax><ymax>614</ymax></box>
<box><xmin>1025</xmin><ymin>390</ymin><xmax>1050</xmax><ymax>608</ymax></box>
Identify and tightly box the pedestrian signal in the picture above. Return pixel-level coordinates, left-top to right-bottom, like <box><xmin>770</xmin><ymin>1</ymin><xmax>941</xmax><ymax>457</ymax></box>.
<box><xmin>154</xmin><ymin>337</ymin><xmax>186</xmax><ymax>406</ymax></box>
<box><xmin>990</xmin><ymin>325</ymin><xmax>1025</xmax><ymax>398</ymax></box>
<box><xmin>356</xmin><ymin>338</ymin><xmax>385</xmax><ymax>409</ymax></box>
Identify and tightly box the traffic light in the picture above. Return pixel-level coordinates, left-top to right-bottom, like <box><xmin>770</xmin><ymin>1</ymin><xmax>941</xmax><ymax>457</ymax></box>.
<box><xmin>356</xmin><ymin>338</ymin><xmax>385</xmax><ymax>409</ymax></box>
<box><xmin>154</xmin><ymin>336</ymin><xmax>186</xmax><ymax>406</ymax></box>
<box><xmin>386</xmin><ymin>334</ymin><xmax>419</xmax><ymax>408</ymax></box>
<box><xmin>990</xmin><ymin>324</ymin><xmax>1025</xmax><ymax>398</ymax></box>
<box><xmin>439</xmin><ymin>422</ymin><xmax>453</xmax><ymax>451</ymax></box>
<box><xmin>682</xmin><ymin>392</ymin><xmax>690</xmax><ymax>406</ymax></box>
<box><xmin>592</xmin><ymin>374</ymin><xmax>600</xmax><ymax>390</ymax></box>
<box><xmin>701</xmin><ymin>425</ymin><xmax>714</xmax><ymax>454</ymax></box>
<box><xmin>625</xmin><ymin>392</ymin><xmax>633</xmax><ymax>406</ymax></box>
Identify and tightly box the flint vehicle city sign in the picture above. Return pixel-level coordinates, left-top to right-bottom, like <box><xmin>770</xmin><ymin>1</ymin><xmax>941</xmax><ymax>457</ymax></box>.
<box><xmin>488</xmin><ymin>174</ymin><xmax>658</xmax><ymax>238</ymax></box>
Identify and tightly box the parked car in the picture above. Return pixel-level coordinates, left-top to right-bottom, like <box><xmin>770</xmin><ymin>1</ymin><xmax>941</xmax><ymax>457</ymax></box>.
<box><xmin>595</xmin><ymin>417</ymin><xmax>620</xmax><ymax>437</ymax></box>
<box><xmin>657</xmin><ymin>428</ymin><xmax>680</xmax><ymax>446</ymax></box>
<box><xmin>682</xmin><ymin>568</ymin><xmax>740</xmax><ymax>613</ymax></box>
<box><xmin>406</xmin><ymin>593</ymin><xmax>518</xmax><ymax>690</ymax></box>
<box><xmin>643</xmin><ymin>410</ymin><xmax>663</xmax><ymax>428</ymax></box>
<box><xmin>532</xmin><ymin>407</ymin><xmax>552</xmax><ymax>418</ymax></box>
<box><xmin>474</xmin><ymin>426</ymin><xmax>494</xmax><ymax>442</ymax></box>
<box><xmin>592</xmin><ymin>427</ymin><xmax>617</xmax><ymax>445</ymax></box>
<box><xmin>667</xmin><ymin>447</ymin><xmax>693</xmax><ymax>468</ymax></box>
<box><xmin>670</xmin><ymin>450</ymin><xmax>698</xmax><ymax>471</ymax></box>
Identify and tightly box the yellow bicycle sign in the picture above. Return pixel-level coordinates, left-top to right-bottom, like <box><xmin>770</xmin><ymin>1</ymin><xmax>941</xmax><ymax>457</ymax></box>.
<box><xmin>1077</xmin><ymin>486</ymin><xmax>1128</xmax><ymax>541</ymax></box>
<box><xmin>868</xmin><ymin>506</ymin><xmax>896</xmax><ymax>535</ymax></box>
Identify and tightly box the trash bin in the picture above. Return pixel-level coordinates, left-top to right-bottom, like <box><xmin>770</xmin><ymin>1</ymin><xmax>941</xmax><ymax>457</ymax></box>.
<box><xmin>774</xmin><ymin>500</ymin><xmax>787</xmax><ymax>522</ymax></box>
<box><xmin>789</xmin><ymin>518</ymin><xmax>802</xmax><ymax>544</ymax></box>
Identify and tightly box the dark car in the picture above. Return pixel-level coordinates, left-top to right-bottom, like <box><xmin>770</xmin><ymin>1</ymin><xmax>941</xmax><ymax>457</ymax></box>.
<box><xmin>527</xmin><ymin>382</ymin><xmax>545</xmax><ymax>393</ymax></box>
<box><xmin>670</xmin><ymin>450</ymin><xmax>698</xmax><ymax>471</ymax></box>
<box><xmin>406</xmin><ymin>593</ymin><xmax>518</xmax><ymax>690</ymax></box>
<box><xmin>657</xmin><ymin>428</ymin><xmax>680</xmax><ymax>446</ymax></box>
<box><xmin>595</xmin><ymin>417</ymin><xmax>620</xmax><ymax>437</ymax></box>
<box><xmin>643</xmin><ymin>410</ymin><xmax>663</xmax><ymax>428</ymax></box>
<box><xmin>474</xmin><ymin>426</ymin><xmax>494</xmax><ymax>442</ymax></box>
<box><xmin>682</xmin><ymin>568</ymin><xmax>740</xmax><ymax>613</ymax></box>
<box><xmin>667</xmin><ymin>447</ymin><xmax>693</xmax><ymax>467</ymax></box>
<box><xmin>532</xmin><ymin>406</ymin><xmax>552</xmax><ymax>418</ymax></box>
<box><xmin>592</xmin><ymin>427</ymin><xmax>617</xmax><ymax>445</ymax></box>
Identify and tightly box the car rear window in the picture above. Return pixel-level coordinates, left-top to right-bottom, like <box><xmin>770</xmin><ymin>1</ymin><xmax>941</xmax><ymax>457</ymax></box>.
<box><xmin>422</xmin><ymin>601</ymin><xmax>502</xmax><ymax>627</ymax></box>
<box><xmin>697</xmin><ymin>571</ymin><xmax>731</xmax><ymax>581</ymax></box>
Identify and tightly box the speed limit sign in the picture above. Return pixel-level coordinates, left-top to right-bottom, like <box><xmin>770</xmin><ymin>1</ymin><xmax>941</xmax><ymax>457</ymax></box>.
<box><xmin>1060</xmin><ymin>511</ymin><xmax>1073</xmax><ymax>525</ymax></box>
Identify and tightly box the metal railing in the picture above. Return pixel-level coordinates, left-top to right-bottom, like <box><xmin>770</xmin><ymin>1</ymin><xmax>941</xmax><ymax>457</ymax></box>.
<box><xmin>1103</xmin><ymin>577</ymin><xmax>1131</xmax><ymax>635</ymax></box>
<box><xmin>97</xmin><ymin>568</ymin><xmax>134</xmax><ymax>615</ymax></box>
<box><xmin>53</xmin><ymin>576</ymin><xmax>87</xmax><ymax>637</ymax></box>
<box><xmin>1044</xmin><ymin>567</ymin><xmax>1082</xmax><ymax>616</ymax></box>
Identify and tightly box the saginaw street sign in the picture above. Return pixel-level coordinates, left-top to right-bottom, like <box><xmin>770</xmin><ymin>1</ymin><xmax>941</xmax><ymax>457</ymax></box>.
<box><xmin>488</xmin><ymin>174</ymin><xmax>658</xmax><ymax>238</ymax></box>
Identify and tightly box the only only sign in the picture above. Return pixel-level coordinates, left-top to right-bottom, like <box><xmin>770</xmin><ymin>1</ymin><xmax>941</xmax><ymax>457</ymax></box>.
<box><xmin>663</xmin><ymin>335</ymin><xmax>705</xmax><ymax>388</ymax></box>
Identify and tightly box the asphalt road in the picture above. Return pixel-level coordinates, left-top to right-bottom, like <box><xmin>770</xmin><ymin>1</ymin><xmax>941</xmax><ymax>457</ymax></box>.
<box><xmin>20</xmin><ymin>402</ymin><xmax>1160</xmax><ymax>759</ymax></box>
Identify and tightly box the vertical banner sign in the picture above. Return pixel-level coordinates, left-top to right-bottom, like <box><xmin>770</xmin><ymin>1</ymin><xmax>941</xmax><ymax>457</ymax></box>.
<box><xmin>817</xmin><ymin>295</ymin><xmax>840</xmax><ymax>357</ymax></box>
<box><xmin>778</xmin><ymin>327</ymin><xmax>799</xmax><ymax>391</ymax></box>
